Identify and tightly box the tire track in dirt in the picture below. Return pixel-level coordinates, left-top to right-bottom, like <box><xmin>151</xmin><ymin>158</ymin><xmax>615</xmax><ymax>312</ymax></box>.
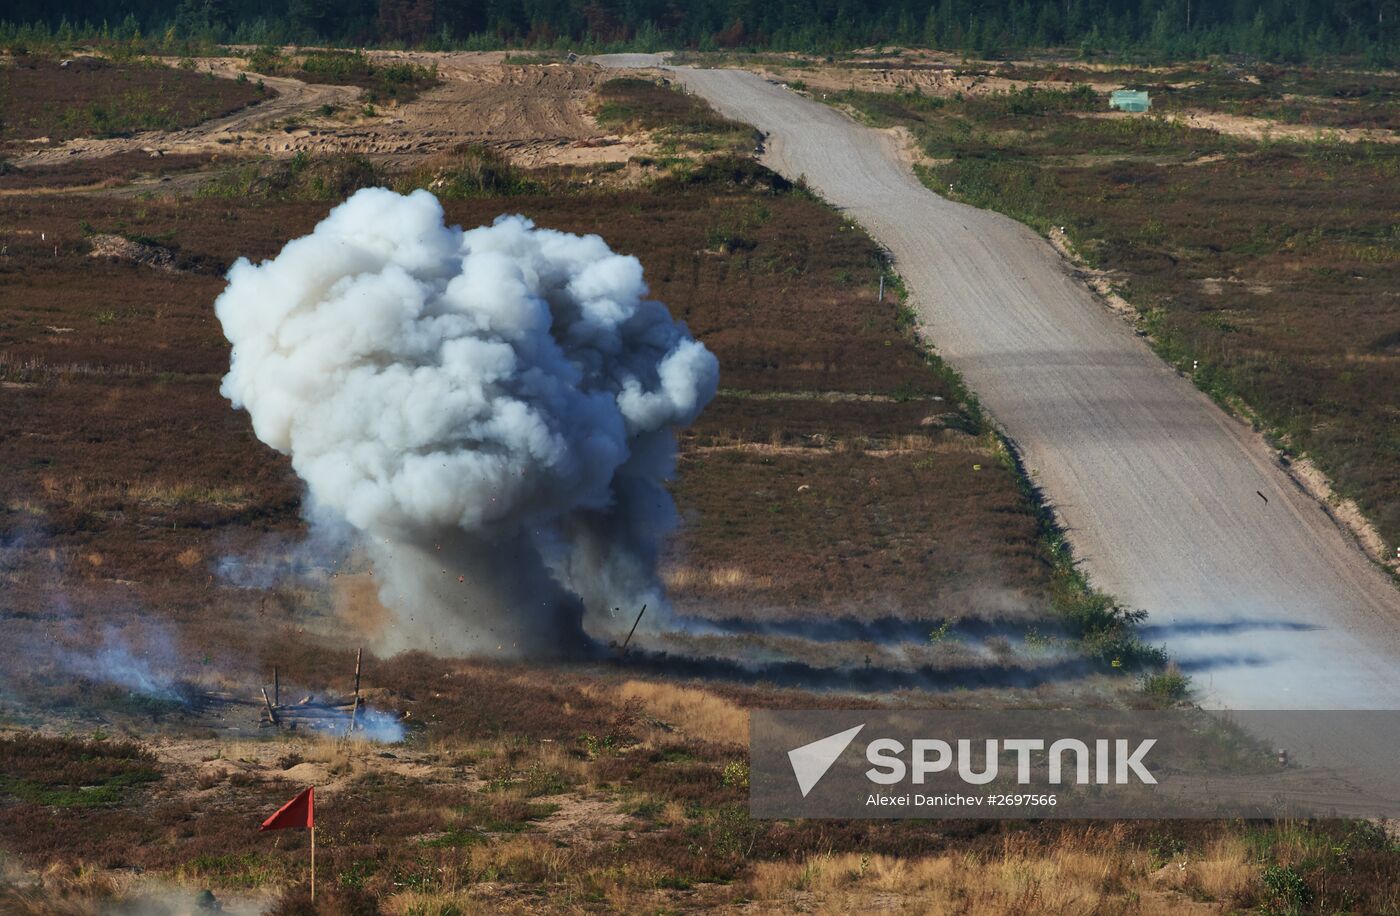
<box><xmin>12</xmin><ymin>59</ymin><xmax>361</xmax><ymax>167</ymax></box>
<box><xmin>12</xmin><ymin>54</ymin><xmax>636</xmax><ymax>170</ymax></box>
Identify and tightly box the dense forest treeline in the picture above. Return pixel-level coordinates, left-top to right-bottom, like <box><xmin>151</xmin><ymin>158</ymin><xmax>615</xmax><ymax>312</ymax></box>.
<box><xmin>1</xmin><ymin>0</ymin><xmax>1396</xmax><ymax>62</ymax></box>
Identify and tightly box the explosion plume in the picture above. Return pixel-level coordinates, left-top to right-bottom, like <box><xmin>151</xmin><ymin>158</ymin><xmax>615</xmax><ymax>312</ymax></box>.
<box><xmin>216</xmin><ymin>188</ymin><xmax>717</xmax><ymax>655</ymax></box>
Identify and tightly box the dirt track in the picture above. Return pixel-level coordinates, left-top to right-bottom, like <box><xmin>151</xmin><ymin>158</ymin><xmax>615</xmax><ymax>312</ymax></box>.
<box><xmin>12</xmin><ymin>54</ymin><xmax>633</xmax><ymax>169</ymax></box>
<box><xmin>593</xmin><ymin>55</ymin><xmax>1400</xmax><ymax>709</ymax></box>
<box><xmin>11</xmin><ymin>58</ymin><xmax>360</xmax><ymax>166</ymax></box>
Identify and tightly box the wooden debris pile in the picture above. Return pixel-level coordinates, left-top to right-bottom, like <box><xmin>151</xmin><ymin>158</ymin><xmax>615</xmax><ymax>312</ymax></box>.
<box><xmin>259</xmin><ymin>648</ymin><xmax>394</xmax><ymax>735</ymax></box>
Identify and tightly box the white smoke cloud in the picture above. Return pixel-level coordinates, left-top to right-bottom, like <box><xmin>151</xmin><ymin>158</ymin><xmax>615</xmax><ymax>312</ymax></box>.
<box><xmin>216</xmin><ymin>188</ymin><xmax>718</xmax><ymax>656</ymax></box>
<box><xmin>64</xmin><ymin>625</ymin><xmax>187</xmax><ymax>703</ymax></box>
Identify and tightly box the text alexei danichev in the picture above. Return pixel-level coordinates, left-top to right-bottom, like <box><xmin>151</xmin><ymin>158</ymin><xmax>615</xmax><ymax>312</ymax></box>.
<box><xmin>866</xmin><ymin>793</ymin><xmax>1059</xmax><ymax>808</ymax></box>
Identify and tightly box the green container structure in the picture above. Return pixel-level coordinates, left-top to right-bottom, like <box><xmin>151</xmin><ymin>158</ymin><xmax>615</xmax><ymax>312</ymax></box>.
<box><xmin>1109</xmin><ymin>89</ymin><xmax>1151</xmax><ymax>112</ymax></box>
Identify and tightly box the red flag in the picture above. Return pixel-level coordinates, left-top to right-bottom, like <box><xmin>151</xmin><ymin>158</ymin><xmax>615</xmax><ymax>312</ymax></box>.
<box><xmin>260</xmin><ymin>786</ymin><xmax>314</xmax><ymax>831</ymax></box>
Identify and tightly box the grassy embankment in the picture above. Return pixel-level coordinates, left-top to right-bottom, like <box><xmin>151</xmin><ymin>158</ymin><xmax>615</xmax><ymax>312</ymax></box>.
<box><xmin>832</xmin><ymin>71</ymin><xmax>1400</xmax><ymax>553</ymax></box>
<box><xmin>591</xmin><ymin>75</ymin><xmax>756</xmax><ymax>162</ymax></box>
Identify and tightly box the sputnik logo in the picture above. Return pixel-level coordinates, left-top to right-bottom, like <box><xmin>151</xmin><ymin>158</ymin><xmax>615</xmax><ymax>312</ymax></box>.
<box><xmin>788</xmin><ymin>724</ymin><xmax>864</xmax><ymax>797</ymax></box>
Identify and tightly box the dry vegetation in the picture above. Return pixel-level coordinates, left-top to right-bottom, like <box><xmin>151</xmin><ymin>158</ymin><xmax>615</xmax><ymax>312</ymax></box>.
<box><xmin>242</xmin><ymin>48</ymin><xmax>438</xmax><ymax>106</ymax></box>
<box><xmin>706</xmin><ymin>48</ymin><xmax>1400</xmax><ymax>137</ymax></box>
<box><xmin>0</xmin><ymin>97</ymin><xmax>1173</xmax><ymax>911</ymax></box>
<box><xmin>0</xmin><ymin>149</ymin><xmax>223</xmax><ymax>191</ymax></box>
<box><xmin>993</xmin><ymin>60</ymin><xmax>1400</xmax><ymax>132</ymax></box>
<box><xmin>593</xmin><ymin>76</ymin><xmax>755</xmax><ymax>157</ymax></box>
<box><xmin>0</xmin><ymin>54</ymin><xmax>269</xmax><ymax>144</ymax></box>
<box><xmin>2</xmin><ymin>711</ymin><xmax>1399</xmax><ymax>912</ymax></box>
<box><xmin>1</xmin><ymin>54</ymin><xmax>1397</xmax><ymax>914</ymax></box>
<box><xmin>0</xmin><ymin>154</ymin><xmax>1152</xmax><ymax>685</ymax></box>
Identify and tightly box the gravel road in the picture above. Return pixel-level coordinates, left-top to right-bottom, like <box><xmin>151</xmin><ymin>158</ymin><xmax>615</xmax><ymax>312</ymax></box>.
<box><xmin>595</xmin><ymin>55</ymin><xmax>1400</xmax><ymax>710</ymax></box>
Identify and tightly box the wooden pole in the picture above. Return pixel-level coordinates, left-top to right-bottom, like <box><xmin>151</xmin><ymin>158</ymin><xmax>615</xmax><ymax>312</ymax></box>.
<box><xmin>261</xmin><ymin>687</ymin><xmax>279</xmax><ymax>725</ymax></box>
<box><xmin>347</xmin><ymin>648</ymin><xmax>363</xmax><ymax>735</ymax></box>
<box><xmin>273</xmin><ymin>666</ymin><xmax>279</xmax><ymax>707</ymax></box>
<box><xmin>310</xmin><ymin>825</ymin><xmax>316</xmax><ymax>902</ymax></box>
<box><xmin>620</xmin><ymin>605</ymin><xmax>647</xmax><ymax>655</ymax></box>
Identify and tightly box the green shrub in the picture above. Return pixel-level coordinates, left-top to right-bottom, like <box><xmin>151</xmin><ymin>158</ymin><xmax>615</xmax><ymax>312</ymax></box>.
<box><xmin>397</xmin><ymin>145</ymin><xmax>540</xmax><ymax>198</ymax></box>
<box><xmin>1139</xmin><ymin>664</ymin><xmax>1190</xmax><ymax>703</ymax></box>
<box><xmin>199</xmin><ymin>153</ymin><xmax>386</xmax><ymax>201</ymax></box>
<box><xmin>1260</xmin><ymin>864</ymin><xmax>1312</xmax><ymax>915</ymax></box>
<box><xmin>0</xmin><ymin>732</ymin><xmax>160</xmax><ymax>808</ymax></box>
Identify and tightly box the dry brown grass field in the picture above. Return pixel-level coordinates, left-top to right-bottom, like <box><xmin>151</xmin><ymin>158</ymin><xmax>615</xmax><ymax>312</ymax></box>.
<box><xmin>0</xmin><ymin>58</ymin><xmax>1397</xmax><ymax>914</ymax></box>
<box><xmin>0</xmin><ymin>54</ymin><xmax>269</xmax><ymax>142</ymax></box>
<box><xmin>0</xmin><ymin>164</ymin><xmax>1110</xmax><ymax>686</ymax></box>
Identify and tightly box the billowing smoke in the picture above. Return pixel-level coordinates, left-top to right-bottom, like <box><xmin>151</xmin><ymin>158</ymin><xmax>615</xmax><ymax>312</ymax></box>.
<box><xmin>64</xmin><ymin>626</ymin><xmax>187</xmax><ymax>703</ymax></box>
<box><xmin>215</xmin><ymin>188</ymin><xmax>718</xmax><ymax>656</ymax></box>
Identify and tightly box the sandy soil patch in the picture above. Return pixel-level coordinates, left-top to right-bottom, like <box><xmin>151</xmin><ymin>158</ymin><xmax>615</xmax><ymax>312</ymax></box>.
<box><xmin>12</xmin><ymin>52</ymin><xmax>649</xmax><ymax>170</ymax></box>
<box><xmin>736</xmin><ymin>49</ymin><xmax>1399</xmax><ymax>144</ymax></box>
<box><xmin>1075</xmin><ymin>108</ymin><xmax>1400</xmax><ymax>144</ymax></box>
<box><xmin>536</xmin><ymin>793</ymin><xmax>630</xmax><ymax>836</ymax></box>
<box><xmin>1168</xmin><ymin>107</ymin><xmax>1399</xmax><ymax>143</ymax></box>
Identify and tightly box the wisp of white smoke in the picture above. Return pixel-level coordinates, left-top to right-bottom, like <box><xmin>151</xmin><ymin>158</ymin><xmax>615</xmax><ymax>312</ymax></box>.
<box><xmin>216</xmin><ymin>188</ymin><xmax>717</xmax><ymax>656</ymax></box>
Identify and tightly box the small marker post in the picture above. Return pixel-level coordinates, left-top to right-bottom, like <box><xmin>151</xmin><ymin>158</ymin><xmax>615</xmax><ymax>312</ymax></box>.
<box><xmin>347</xmin><ymin>647</ymin><xmax>363</xmax><ymax>736</ymax></box>
<box><xmin>261</xmin><ymin>687</ymin><xmax>279</xmax><ymax>725</ymax></box>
